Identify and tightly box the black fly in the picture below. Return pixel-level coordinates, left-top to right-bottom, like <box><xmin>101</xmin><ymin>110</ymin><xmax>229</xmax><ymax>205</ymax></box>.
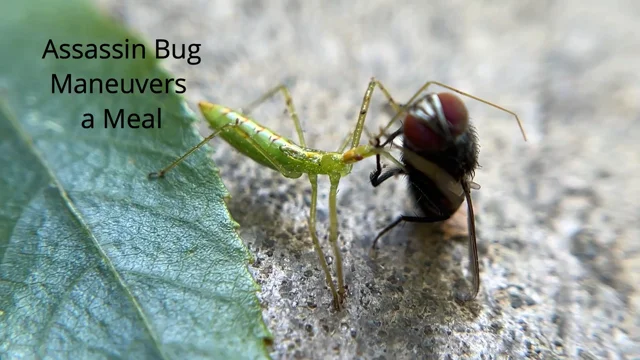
<box><xmin>369</xmin><ymin>82</ymin><xmax>527</xmax><ymax>301</ymax></box>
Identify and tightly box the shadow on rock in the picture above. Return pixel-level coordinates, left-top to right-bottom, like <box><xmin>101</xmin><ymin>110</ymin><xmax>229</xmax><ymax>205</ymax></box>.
<box><xmin>350</xmin><ymin>223</ymin><xmax>483</xmax><ymax>355</ymax></box>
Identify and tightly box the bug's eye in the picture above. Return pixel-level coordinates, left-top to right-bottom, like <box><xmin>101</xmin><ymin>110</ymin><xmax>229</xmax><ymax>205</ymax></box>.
<box><xmin>437</xmin><ymin>92</ymin><xmax>469</xmax><ymax>137</ymax></box>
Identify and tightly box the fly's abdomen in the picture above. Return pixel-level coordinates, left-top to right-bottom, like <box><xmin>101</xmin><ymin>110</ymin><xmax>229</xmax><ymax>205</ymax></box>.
<box><xmin>405</xmin><ymin>161</ymin><xmax>463</xmax><ymax>219</ymax></box>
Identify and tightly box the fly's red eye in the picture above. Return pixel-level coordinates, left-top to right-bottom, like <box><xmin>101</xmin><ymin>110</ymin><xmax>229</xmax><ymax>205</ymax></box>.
<box><xmin>403</xmin><ymin>93</ymin><xmax>469</xmax><ymax>152</ymax></box>
<box><xmin>438</xmin><ymin>92</ymin><xmax>469</xmax><ymax>137</ymax></box>
<box><xmin>403</xmin><ymin>113</ymin><xmax>445</xmax><ymax>151</ymax></box>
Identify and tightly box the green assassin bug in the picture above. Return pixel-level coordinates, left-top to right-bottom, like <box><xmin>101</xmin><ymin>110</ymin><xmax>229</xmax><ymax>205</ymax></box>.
<box><xmin>148</xmin><ymin>78</ymin><xmax>525</xmax><ymax>309</ymax></box>
<box><xmin>149</xmin><ymin>78</ymin><xmax>403</xmax><ymax>310</ymax></box>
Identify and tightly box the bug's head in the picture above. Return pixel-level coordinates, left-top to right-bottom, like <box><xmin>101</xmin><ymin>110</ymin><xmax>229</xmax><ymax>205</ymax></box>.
<box><xmin>403</xmin><ymin>92</ymin><xmax>469</xmax><ymax>152</ymax></box>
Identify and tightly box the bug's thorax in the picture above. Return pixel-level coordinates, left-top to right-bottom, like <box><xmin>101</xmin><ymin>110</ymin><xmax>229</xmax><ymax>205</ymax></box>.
<box><xmin>342</xmin><ymin>144</ymin><xmax>377</xmax><ymax>164</ymax></box>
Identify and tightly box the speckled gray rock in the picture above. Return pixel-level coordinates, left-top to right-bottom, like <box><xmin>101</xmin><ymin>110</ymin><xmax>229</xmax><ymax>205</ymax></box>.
<box><xmin>99</xmin><ymin>0</ymin><xmax>639</xmax><ymax>358</ymax></box>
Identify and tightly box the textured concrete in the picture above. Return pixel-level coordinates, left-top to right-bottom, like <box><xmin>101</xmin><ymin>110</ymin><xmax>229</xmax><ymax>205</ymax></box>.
<box><xmin>99</xmin><ymin>0</ymin><xmax>639</xmax><ymax>358</ymax></box>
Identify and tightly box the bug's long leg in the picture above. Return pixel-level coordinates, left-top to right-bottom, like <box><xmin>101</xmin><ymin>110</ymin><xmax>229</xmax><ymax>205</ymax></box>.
<box><xmin>308</xmin><ymin>174</ymin><xmax>340</xmax><ymax>309</ymax></box>
<box><xmin>380</xmin><ymin>81</ymin><xmax>527</xmax><ymax>141</ymax></box>
<box><xmin>328</xmin><ymin>174</ymin><xmax>345</xmax><ymax>303</ymax></box>
<box><xmin>456</xmin><ymin>180</ymin><xmax>480</xmax><ymax>302</ymax></box>
<box><xmin>148</xmin><ymin>123</ymin><xmax>235</xmax><ymax>178</ymax></box>
<box><xmin>336</xmin><ymin>131</ymin><xmax>354</xmax><ymax>153</ymax></box>
<box><xmin>349</xmin><ymin>78</ymin><xmax>403</xmax><ymax>150</ymax></box>
<box><xmin>241</xmin><ymin>84</ymin><xmax>307</xmax><ymax>147</ymax></box>
<box><xmin>150</xmin><ymin>119</ymin><xmax>295</xmax><ymax>179</ymax></box>
<box><xmin>335</xmin><ymin>77</ymin><xmax>405</xmax><ymax>163</ymax></box>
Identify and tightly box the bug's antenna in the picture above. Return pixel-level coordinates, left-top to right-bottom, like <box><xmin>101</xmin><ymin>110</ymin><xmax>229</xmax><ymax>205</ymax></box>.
<box><xmin>430</xmin><ymin>82</ymin><xmax>527</xmax><ymax>142</ymax></box>
<box><xmin>381</xmin><ymin>81</ymin><xmax>527</xmax><ymax>142</ymax></box>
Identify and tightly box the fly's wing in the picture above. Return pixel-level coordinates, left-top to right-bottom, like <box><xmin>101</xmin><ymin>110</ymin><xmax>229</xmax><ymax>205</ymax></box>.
<box><xmin>401</xmin><ymin>147</ymin><xmax>465</xmax><ymax>204</ymax></box>
<box><xmin>455</xmin><ymin>180</ymin><xmax>480</xmax><ymax>302</ymax></box>
<box><xmin>383</xmin><ymin>140</ymin><xmax>480</xmax><ymax>300</ymax></box>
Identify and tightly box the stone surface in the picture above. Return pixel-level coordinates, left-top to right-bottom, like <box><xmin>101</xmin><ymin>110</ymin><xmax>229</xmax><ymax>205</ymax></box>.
<box><xmin>98</xmin><ymin>0</ymin><xmax>639</xmax><ymax>358</ymax></box>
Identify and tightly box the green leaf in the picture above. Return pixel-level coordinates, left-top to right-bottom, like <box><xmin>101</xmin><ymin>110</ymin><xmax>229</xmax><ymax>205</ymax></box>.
<box><xmin>0</xmin><ymin>1</ymin><xmax>272</xmax><ymax>359</ymax></box>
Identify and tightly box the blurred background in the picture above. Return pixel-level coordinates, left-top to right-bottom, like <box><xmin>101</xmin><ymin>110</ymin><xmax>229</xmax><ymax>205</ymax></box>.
<box><xmin>97</xmin><ymin>0</ymin><xmax>639</xmax><ymax>358</ymax></box>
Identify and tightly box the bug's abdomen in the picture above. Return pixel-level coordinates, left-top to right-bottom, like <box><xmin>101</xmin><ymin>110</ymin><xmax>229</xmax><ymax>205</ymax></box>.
<box><xmin>199</xmin><ymin>102</ymin><xmax>309</xmax><ymax>177</ymax></box>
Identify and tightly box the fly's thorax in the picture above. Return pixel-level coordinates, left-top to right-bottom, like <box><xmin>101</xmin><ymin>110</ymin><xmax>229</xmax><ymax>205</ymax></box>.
<box><xmin>402</xmin><ymin>124</ymin><xmax>478</xmax><ymax>183</ymax></box>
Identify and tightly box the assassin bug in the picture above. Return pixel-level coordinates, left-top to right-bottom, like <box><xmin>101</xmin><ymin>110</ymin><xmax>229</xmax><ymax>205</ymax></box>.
<box><xmin>149</xmin><ymin>78</ymin><xmax>406</xmax><ymax>310</ymax></box>
<box><xmin>368</xmin><ymin>82</ymin><xmax>527</xmax><ymax>301</ymax></box>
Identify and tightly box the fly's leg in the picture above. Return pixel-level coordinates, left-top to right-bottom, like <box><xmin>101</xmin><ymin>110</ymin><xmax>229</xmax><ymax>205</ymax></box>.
<box><xmin>370</xmin><ymin>167</ymin><xmax>405</xmax><ymax>187</ymax></box>
<box><xmin>368</xmin><ymin>125</ymin><xmax>405</xmax><ymax>185</ymax></box>
<box><xmin>308</xmin><ymin>174</ymin><xmax>340</xmax><ymax>309</ymax></box>
<box><xmin>456</xmin><ymin>180</ymin><xmax>480</xmax><ymax>302</ymax></box>
<box><xmin>371</xmin><ymin>213</ymin><xmax>450</xmax><ymax>251</ymax></box>
<box><xmin>241</xmin><ymin>84</ymin><xmax>307</xmax><ymax>147</ymax></box>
